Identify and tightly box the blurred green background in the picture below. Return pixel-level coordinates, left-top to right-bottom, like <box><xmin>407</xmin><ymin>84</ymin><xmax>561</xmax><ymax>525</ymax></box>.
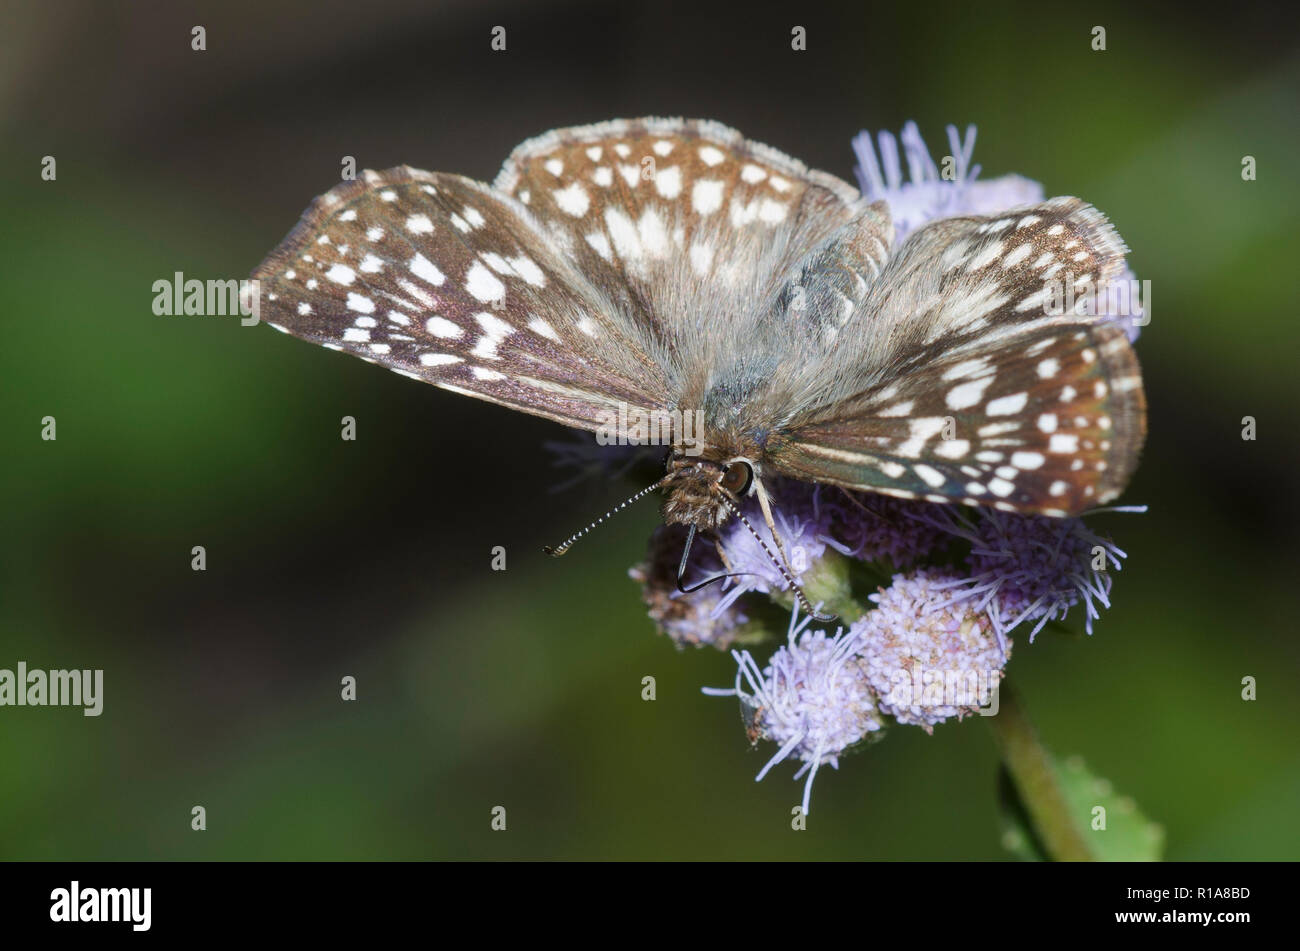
<box><xmin>1</xmin><ymin>0</ymin><xmax>1297</xmax><ymax>860</ymax></box>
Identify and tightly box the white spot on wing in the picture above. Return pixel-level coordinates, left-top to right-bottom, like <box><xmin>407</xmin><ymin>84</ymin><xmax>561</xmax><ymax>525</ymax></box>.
<box><xmin>346</xmin><ymin>292</ymin><xmax>375</xmax><ymax>314</ymax></box>
<box><xmin>409</xmin><ymin>253</ymin><xmax>445</xmax><ymax>286</ymax></box>
<box><xmin>326</xmin><ymin>264</ymin><xmax>356</xmax><ymax>285</ymax></box>
<box><xmin>946</xmin><ymin>377</ymin><xmax>993</xmax><ymax>410</ymax></box>
<box><xmin>689</xmin><ymin>242</ymin><xmax>713</xmax><ymax>274</ymax></box>
<box><xmin>470</xmin><ymin>311</ymin><xmax>513</xmax><ymax>360</ymax></box>
<box><xmin>553</xmin><ymin>182</ymin><xmax>590</xmax><ymax>217</ymax></box>
<box><xmin>987</xmin><ymin>392</ymin><xmax>1028</xmax><ymax>416</ymax></box>
<box><xmin>604</xmin><ymin>208</ymin><xmax>642</xmax><ymax>260</ymax></box>
<box><xmin>692</xmin><ymin>179</ymin><xmax>724</xmax><ymax>215</ymax></box>
<box><xmin>405</xmin><ymin>214</ymin><xmax>434</xmax><ymax>235</ymax></box>
<box><xmin>528</xmin><ymin>317</ymin><xmax>559</xmax><ymax>341</ymax></box>
<box><xmin>698</xmin><ymin>145</ymin><xmax>725</xmax><ymax>166</ymax></box>
<box><xmin>425</xmin><ymin>316</ymin><xmax>462</xmax><ymax>339</ymax></box>
<box><xmin>638</xmin><ymin>208</ymin><xmax>668</xmax><ymax>257</ymax></box>
<box><xmin>988</xmin><ymin>478</ymin><xmax>1015</xmax><ymax>497</ymax></box>
<box><xmin>585</xmin><ymin>231</ymin><xmax>613</xmax><ymax>262</ymax></box>
<box><xmin>1011</xmin><ymin>451</ymin><xmax>1045</xmax><ymax>470</ymax></box>
<box><xmin>420</xmin><ymin>353</ymin><xmax>461</xmax><ymax>367</ymax></box>
<box><xmin>654</xmin><ymin>166</ymin><xmax>682</xmax><ymax>199</ymax></box>
<box><xmin>465</xmin><ymin>261</ymin><xmax>505</xmax><ymax>302</ymax></box>
<box><xmin>914</xmin><ymin>465</ymin><xmax>946</xmax><ymax>488</ymax></box>
<box><xmin>758</xmin><ymin>199</ymin><xmax>788</xmax><ymax>224</ymax></box>
<box><xmin>509</xmin><ymin>255</ymin><xmax>546</xmax><ymax>287</ymax></box>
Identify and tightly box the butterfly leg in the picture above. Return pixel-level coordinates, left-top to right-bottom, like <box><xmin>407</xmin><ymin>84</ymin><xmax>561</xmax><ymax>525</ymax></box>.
<box><xmin>754</xmin><ymin>478</ymin><xmax>795</xmax><ymax>575</ymax></box>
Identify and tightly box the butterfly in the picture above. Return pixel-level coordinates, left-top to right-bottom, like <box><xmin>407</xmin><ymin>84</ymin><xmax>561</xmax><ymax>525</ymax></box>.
<box><xmin>250</xmin><ymin>117</ymin><xmax>1145</xmax><ymax>616</ymax></box>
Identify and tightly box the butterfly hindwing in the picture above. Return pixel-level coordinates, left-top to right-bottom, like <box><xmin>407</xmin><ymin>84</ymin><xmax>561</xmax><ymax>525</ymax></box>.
<box><xmin>803</xmin><ymin>196</ymin><xmax>1131</xmax><ymax>393</ymax></box>
<box><xmin>768</xmin><ymin>200</ymin><xmax>894</xmax><ymax>346</ymax></box>
<box><xmin>763</xmin><ymin>196</ymin><xmax>1144</xmax><ymax>515</ymax></box>
<box><xmin>771</xmin><ymin>320</ymin><xmax>1144</xmax><ymax>515</ymax></box>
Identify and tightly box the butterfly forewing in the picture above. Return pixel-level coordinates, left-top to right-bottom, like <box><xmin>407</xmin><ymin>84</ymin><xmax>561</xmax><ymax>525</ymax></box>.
<box><xmin>492</xmin><ymin>118</ymin><xmax>867</xmax><ymax>369</ymax></box>
<box><xmin>252</xmin><ymin>166</ymin><xmax>670</xmax><ymax>432</ymax></box>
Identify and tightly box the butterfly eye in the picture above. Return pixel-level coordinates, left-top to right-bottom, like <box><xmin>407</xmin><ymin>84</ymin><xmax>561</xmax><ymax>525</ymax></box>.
<box><xmin>719</xmin><ymin>460</ymin><xmax>754</xmax><ymax>496</ymax></box>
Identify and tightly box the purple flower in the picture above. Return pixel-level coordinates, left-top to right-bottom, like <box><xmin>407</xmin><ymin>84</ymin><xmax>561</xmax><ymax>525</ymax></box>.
<box><xmin>813</xmin><ymin>490</ymin><xmax>951</xmax><ymax>568</ymax></box>
<box><xmin>708</xmin><ymin>615</ymin><xmax>883</xmax><ymax>815</ymax></box>
<box><xmin>851</xmin><ymin>122</ymin><xmax>1045</xmax><ymax>242</ymax></box>
<box><xmin>1095</xmin><ymin>266</ymin><xmax>1146</xmax><ymax>344</ymax></box>
<box><xmin>851</xmin><ymin>568</ymin><xmax>1008</xmax><ymax>730</ymax></box>
<box><xmin>925</xmin><ymin>506</ymin><xmax>1130</xmax><ymax>648</ymax></box>
<box><xmin>711</xmin><ymin>480</ymin><xmax>950</xmax><ymax>605</ymax></box>
<box><xmin>630</xmin><ymin>524</ymin><xmax>749</xmax><ymax>649</ymax></box>
<box><xmin>712</xmin><ymin>481</ymin><xmax>833</xmax><ymax>599</ymax></box>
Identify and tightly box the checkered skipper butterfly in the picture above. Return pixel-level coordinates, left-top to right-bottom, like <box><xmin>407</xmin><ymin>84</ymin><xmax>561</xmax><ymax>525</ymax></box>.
<box><xmin>251</xmin><ymin>118</ymin><xmax>1145</xmax><ymax>615</ymax></box>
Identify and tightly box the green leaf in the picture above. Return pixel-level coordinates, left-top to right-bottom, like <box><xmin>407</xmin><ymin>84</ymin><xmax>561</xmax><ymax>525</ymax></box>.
<box><xmin>998</xmin><ymin>753</ymin><xmax>1165</xmax><ymax>861</ymax></box>
<box><xmin>1054</xmin><ymin>754</ymin><xmax>1166</xmax><ymax>861</ymax></box>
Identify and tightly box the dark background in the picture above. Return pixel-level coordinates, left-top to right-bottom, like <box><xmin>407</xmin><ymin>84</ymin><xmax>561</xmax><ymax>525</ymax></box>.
<box><xmin>1</xmin><ymin>0</ymin><xmax>1297</xmax><ymax>859</ymax></box>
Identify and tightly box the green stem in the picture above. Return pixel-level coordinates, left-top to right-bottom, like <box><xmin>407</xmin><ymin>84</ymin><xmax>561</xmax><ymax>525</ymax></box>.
<box><xmin>987</xmin><ymin>683</ymin><xmax>1093</xmax><ymax>862</ymax></box>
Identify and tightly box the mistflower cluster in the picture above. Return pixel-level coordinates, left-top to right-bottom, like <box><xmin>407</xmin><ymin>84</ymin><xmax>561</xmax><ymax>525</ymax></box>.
<box><xmin>623</xmin><ymin>122</ymin><xmax>1145</xmax><ymax>811</ymax></box>
<box><xmin>629</xmin><ymin>523</ymin><xmax>751</xmax><ymax>649</ymax></box>
<box><xmin>642</xmin><ymin>483</ymin><xmax>1138</xmax><ymax>810</ymax></box>
<box><xmin>632</xmin><ymin>476</ymin><xmax>1134</xmax><ymax>808</ymax></box>
<box><xmin>851</xmin><ymin>121</ymin><xmax>1045</xmax><ymax>241</ymax></box>
<box><xmin>927</xmin><ymin>506</ymin><xmax>1133</xmax><ymax>646</ymax></box>
<box><xmin>704</xmin><ymin>616</ymin><xmax>884</xmax><ymax>816</ymax></box>
<box><xmin>811</xmin><ymin>489</ymin><xmax>950</xmax><ymax>567</ymax></box>
<box><xmin>852</xmin><ymin>568</ymin><xmax>1008</xmax><ymax>730</ymax></box>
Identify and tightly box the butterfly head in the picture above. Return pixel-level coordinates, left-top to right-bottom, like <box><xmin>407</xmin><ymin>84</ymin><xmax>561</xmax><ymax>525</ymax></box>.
<box><xmin>661</xmin><ymin>452</ymin><xmax>757</xmax><ymax>531</ymax></box>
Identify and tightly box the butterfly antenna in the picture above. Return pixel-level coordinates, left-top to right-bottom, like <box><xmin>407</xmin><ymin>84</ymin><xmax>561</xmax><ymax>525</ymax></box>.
<box><xmin>713</xmin><ymin>492</ymin><xmax>837</xmax><ymax>623</ymax></box>
<box><xmin>543</xmin><ymin>474</ymin><xmax>674</xmax><ymax>557</ymax></box>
